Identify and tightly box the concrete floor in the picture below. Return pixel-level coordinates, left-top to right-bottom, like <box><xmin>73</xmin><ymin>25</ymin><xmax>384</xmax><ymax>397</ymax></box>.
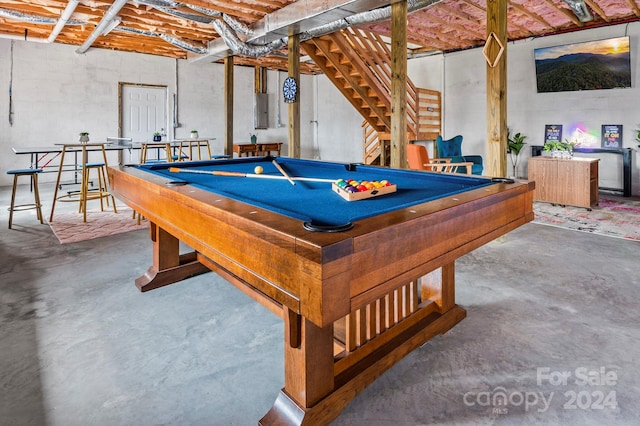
<box><xmin>1</xmin><ymin>180</ymin><xmax>640</xmax><ymax>426</ymax></box>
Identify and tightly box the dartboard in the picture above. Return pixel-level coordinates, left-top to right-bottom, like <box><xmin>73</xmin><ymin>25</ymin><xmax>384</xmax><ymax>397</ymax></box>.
<box><xmin>283</xmin><ymin>77</ymin><xmax>297</xmax><ymax>103</ymax></box>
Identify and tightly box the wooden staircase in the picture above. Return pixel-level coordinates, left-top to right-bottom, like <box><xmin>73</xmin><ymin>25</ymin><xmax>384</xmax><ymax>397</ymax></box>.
<box><xmin>303</xmin><ymin>28</ymin><xmax>441</xmax><ymax>165</ymax></box>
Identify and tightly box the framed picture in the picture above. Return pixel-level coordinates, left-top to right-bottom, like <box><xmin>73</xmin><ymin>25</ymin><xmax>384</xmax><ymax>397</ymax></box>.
<box><xmin>544</xmin><ymin>124</ymin><xmax>563</xmax><ymax>145</ymax></box>
<box><xmin>534</xmin><ymin>36</ymin><xmax>631</xmax><ymax>93</ymax></box>
<box><xmin>601</xmin><ymin>125</ymin><xmax>622</xmax><ymax>149</ymax></box>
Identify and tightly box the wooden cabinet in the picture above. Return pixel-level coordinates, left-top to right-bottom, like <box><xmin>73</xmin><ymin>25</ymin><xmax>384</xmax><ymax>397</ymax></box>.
<box><xmin>528</xmin><ymin>156</ymin><xmax>599</xmax><ymax>209</ymax></box>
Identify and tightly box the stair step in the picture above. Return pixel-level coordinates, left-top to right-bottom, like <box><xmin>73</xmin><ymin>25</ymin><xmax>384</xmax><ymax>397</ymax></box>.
<box><xmin>305</xmin><ymin>31</ymin><xmax>437</xmax><ymax>168</ymax></box>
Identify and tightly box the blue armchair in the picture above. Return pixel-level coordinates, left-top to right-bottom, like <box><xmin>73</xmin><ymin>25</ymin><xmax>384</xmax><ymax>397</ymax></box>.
<box><xmin>435</xmin><ymin>135</ymin><xmax>484</xmax><ymax>175</ymax></box>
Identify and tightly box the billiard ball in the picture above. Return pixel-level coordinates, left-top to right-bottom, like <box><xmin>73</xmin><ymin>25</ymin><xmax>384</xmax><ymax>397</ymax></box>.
<box><xmin>254</xmin><ymin>166</ymin><xmax>264</xmax><ymax>174</ymax></box>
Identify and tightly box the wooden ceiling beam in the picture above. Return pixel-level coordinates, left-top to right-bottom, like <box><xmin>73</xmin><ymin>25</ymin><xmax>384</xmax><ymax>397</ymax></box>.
<box><xmin>370</xmin><ymin>24</ymin><xmax>454</xmax><ymax>52</ymax></box>
<box><xmin>507</xmin><ymin>16</ymin><xmax>536</xmax><ymax>37</ymax></box>
<box><xmin>412</xmin><ymin>26</ymin><xmax>477</xmax><ymax>49</ymax></box>
<box><xmin>251</xmin><ymin>0</ymin><xmax>292</xmax><ymax>8</ymax></box>
<box><xmin>3</xmin><ymin>0</ymin><xmax>640</xmax><ymax>62</ymax></box>
<box><xmin>182</xmin><ymin>0</ymin><xmax>270</xmax><ymax>20</ymax></box>
<box><xmin>0</xmin><ymin>4</ymin><xmax>59</xmax><ymax>17</ymax></box>
<box><xmin>426</xmin><ymin>11</ymin><xmax>485</xmax><ymax>40</ymax></box>
<box><xmin>625</xmin><ymin>0</ymin><xmax>640</xmax><ymax>17</ymax></box>
<box><xmin>583</xmin><ymin>0</ymin><xmax>610</xmax><ymax>22</ymax></box>
<box><xmin>407</xmin><ymin>36</ymin><xmax>464</xmax><ymax>52</ymax></box>
<box><xmin>458</xmin><ymin>0</ymin><xmax>486</xmax><ymax>14</ymax></box>
<box><xmin>508</xmin><ymin>1</ymin><xmax>557</xmax><ymax>30</ymax></box>
<box><xmin>370</xmin><ymin>19</ymin><xmax>471</xmax><ymax>51</ymax></box>
<box><xmin>117</xmin><ymin>11</ymin><xmax>218</xmax><ymax>37</ymax></box>
<box><xmin>541</xmin><ymin>0</ymin><xmax>583</xmax><ymax>27</ymax></box>
<box><xmin>457</xmin><ymin>0</ymin><xmax>533</xmax><ymax>39</ymax></box>
<box><xmin>96</xmin><ymin>42</ymin><xmax>182</xmax><ymax>57</ymax></box>
<box><xmin>0</xmin><ymin>25</ymin><xmax>51</xmax><ymax>37</ymax></box>
<box><xmin>437</xmin><ymin>3</ymin><xmax>482</xmax><ymax>23</ymax></box>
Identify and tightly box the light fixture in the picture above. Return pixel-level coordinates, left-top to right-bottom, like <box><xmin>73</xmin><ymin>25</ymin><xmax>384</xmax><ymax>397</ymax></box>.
<box><xmin>563</xmin><ymin>0</ymin><xmax>593</xmax><ymax>23</ymax></box>
<box><xmin>102</xmin><ymin>16</ymin><xmax>121</xmax><ymax>35</ymax></box>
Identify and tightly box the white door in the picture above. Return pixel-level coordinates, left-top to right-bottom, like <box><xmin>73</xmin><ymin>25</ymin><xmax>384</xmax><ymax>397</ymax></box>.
<box><xmin>121</xmin><ymin>84</ymin><xmax>168</xmax><ymax>163</ymax></box>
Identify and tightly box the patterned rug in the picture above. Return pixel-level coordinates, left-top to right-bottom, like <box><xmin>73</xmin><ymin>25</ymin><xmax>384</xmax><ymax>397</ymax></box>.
<box><xmin>533</xmin><ymin>197</ymin><xmax>640</xmax><ymax>241</ymax></box>
<box><xmin>48</xmin><ymin>207</ymin><xmax>148</xmax><ymax>244</ymax></box>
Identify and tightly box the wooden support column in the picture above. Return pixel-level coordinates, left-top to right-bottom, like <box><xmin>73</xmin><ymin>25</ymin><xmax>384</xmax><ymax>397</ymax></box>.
<box><xmin>255</xmin><ymin>66</ymin><xmax>267</xmax><ymax>94</ymax></box>
<box><xmin>288</xmin><ymin>35</ymin><xmax>301</xmax><ymax>159</ymax></box>
<box><xmin>224</xmin><ymin>55</ymin><xmax>234</xmax><ymax>156</ymax></box>
<box><xmin>390</xmin><ymin>0</ymin><xmax>408</xmax><ymax>169</ymax></box>
<box><xmin>485</xmin><ymin>0</ymin><xmax>508</xmax><ymax>177</ymax></box>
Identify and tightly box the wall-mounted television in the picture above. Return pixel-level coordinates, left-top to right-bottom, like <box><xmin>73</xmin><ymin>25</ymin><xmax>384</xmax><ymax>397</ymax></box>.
<box><xmin>534</xmin><ymin>36</ymin><xmax>631</xmax><ymax>93</ymax></box>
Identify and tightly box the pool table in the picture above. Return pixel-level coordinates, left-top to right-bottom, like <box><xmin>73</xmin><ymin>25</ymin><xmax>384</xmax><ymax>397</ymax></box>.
<box><xmin>108</xmin><ymin>157</ymin><xmax>534</xmax><ymax>425</ymax></box>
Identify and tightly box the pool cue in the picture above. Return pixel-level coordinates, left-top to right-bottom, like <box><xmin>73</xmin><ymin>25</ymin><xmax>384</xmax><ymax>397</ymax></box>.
<box><xmin>272</xmin><ymin>159</ymin><xmax>295</xmax><ymax>186</ymax></box>
<box><xmin>168</xmin><ymin>167</ymin><xmax>335</xmax><ymax>183</ymax></box>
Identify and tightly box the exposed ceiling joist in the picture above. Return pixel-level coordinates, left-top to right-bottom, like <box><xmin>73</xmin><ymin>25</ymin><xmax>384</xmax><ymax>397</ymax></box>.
<box><xmin>543</xmin><ymin>0</ymin><xmax>584</xmax><ymax>26</ymax></box>
<box><xmin>0</xmin><ymin>0</ymin><xmax>639</xmax><ymax>73</ymax></box>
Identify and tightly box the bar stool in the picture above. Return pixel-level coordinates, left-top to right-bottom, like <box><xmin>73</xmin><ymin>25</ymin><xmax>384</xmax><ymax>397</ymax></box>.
<box><xmin>80</xmin><ymin>161</ymin><xmax>112</xmax><ymax>212</ymax></box>
<box><xmin>179</xmin><ymin>139</ymin><xmax>211</xmax><ymax>160</ymax></box>
<box><xmin>6</xmin><ymin>168</ymin><xmax>44</xmax><ymax>229</ymax></box>
<box><xmin>140</xmin><ymin>142</ymin><xmax>173</xmax><ymax>163</ymax></box>
<box><xmin>49</xmin><ymin>143</ymin><xmax>117</xmax><ymax>223</ymax></box>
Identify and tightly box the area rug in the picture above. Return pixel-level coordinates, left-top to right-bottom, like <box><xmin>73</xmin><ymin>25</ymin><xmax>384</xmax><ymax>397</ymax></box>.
<box><xmin>533</xmin><ymin>197</ymin><xmax>640</xmax><ymax>241</ymax></box>
<box><xmin>48</xmin><ymin>207</ymin><xmax>148</xmax><ymax>244</ymax></box>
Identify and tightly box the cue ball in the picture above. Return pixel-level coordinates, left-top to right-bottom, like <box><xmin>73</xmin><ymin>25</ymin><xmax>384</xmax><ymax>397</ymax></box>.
<box><xmin>254</xmin><ymin>166</ymin><xmax>264</xmax><ymax>174</ymax></box>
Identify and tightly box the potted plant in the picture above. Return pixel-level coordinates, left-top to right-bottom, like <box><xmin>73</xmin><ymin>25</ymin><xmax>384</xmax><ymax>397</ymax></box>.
<box><xmin>78</xmin><ymin>132</ymin><xmax>90</xmax><ymax>143</ymax></box>
<box><xmin>190</xmin><ymin>130</ymin><xmax>199</xmax><ymax>139</ymax></box>
<box><xmin>544</xmin><ymin>139</ymin><xmax>575</xmax><ymax>159</ymax></box>
<box><xmin>507</xmin><ymin>128</ymin><xmax>527</xmax><ymax>178</ymax></box>
<box><xmin>153</xmin><ymin>132</ymin><xmax>162</xmax><ymax>142</ymax></box>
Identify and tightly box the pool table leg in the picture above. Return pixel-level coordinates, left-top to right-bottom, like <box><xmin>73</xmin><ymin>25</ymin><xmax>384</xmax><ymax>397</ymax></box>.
<box><xmin>135</xmin><ymin>222</ymin><xmax>209</xmax><ymax>292</ymax></box>
<box><xmin>260</xmin><ymin>263</ymin><xmax>464</xmax><ymax>425</ymax></box>
<box><xmin>260</xmin><ymin>307</ymin><xmax>335</xmax><ymax>426</ymax></box>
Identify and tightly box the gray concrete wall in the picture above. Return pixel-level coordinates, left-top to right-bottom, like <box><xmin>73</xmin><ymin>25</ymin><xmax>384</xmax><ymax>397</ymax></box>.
<box><xmin>0</xmin><ymin>40</ymin><xmax>321</xmax><ymax>186</ymax></box>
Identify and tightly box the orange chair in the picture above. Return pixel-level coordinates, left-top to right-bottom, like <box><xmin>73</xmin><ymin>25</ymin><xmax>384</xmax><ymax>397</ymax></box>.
<box><xmin>406</xmin><ymin>144</ymin><xmax>472</xmax><ymax>174</ymax></box>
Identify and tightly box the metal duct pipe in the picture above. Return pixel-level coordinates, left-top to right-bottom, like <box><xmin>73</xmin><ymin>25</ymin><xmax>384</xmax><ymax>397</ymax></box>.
<box><xmin>134</xmin><ymin>0</ymin><xmax>181</xmax><ymax>8</ymax></box>
<box><xmin>0</xmin><ymin>7</ymin><xmax>57</xmax><ymax>23</ymax></box>
<box><xmin>116</xmin><ymin>26</ymin><xmax>157</xmax><ymax>37</ymax></box>
<box><xmin>159</xmin><ymin>33</ymin><xmax>208</xmax><ymax>54</ymax></box>
<box><xmin>213</xmin><ymin>0</ymin><xmax>441</xmax><ymax>58</ymax></box>
<box><xmin>212</xmin><ymin>20</ymin><xmax>285</xmax><ymax>57</ymax></box>
<box><xmin>563</xmin><ymin>0</ymin><xmax>593</xmax><ymax>22</ymax></box>
<box><xmin>0</xmin><ymin>7</ymin><xmax>85</xmax><ymax>26</ymax></box>
<box><xmin>48</xmin><ymin>0</ymin><xmax>81</xmax><ymax>43</ymax></box>
<box><xmin>76</xmin><ymin>0</ymin><xmax>129</xmax><ymax>54</ymax></box>
<box><xmin>222</xmin><ymin>14</ymin><xmax>253</xmax><ymax>37</ymax></box>
<box><xmin>155</xmin><ymin>6</ymin><xmax>215</xmax><ymax>24</ymax></box>
<box><xmin>304</xmin><ymin>0</ymin><xmax>442</xmax><ymax>40</ymax></box>
<box><xmin>153</xmin><ymin>2</ymin><xmax>252</xmax><ymax>36</ymax></box>
<box><xmin>185</xmin><ymin>4</ymin><xmax>222</xmax><ymax>18</ymax></box>
<box><xmin>116</xmin><ymin>26</ymin><xmax>207</xmax><ymax>54</ymax></box>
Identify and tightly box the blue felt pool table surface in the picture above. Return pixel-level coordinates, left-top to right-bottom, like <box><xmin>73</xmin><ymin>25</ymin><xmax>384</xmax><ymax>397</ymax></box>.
<box><xmin>137</xmin><ymin>157</ymin><xmax>494</xmax><ymax>228</ymax></box>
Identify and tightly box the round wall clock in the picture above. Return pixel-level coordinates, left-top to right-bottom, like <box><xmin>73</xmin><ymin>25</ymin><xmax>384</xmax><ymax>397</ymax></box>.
<box><xmin>283</xmin><ymin>77</ymin><xmax>297</xmax><ymax>103</ymax></box>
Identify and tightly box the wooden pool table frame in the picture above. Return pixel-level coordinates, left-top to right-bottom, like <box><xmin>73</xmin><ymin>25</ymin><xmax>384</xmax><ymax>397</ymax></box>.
<box><xmin>108</xmin><ymin>163</ymin><xmax>534</xmax><ymax>425</ymax></box>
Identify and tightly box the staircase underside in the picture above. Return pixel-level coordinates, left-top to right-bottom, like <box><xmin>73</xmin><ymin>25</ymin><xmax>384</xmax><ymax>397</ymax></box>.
<box><xmin>303</xmin><ymin>28</ymin><xmax>441</xmax><ymax>165</ymax></box>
